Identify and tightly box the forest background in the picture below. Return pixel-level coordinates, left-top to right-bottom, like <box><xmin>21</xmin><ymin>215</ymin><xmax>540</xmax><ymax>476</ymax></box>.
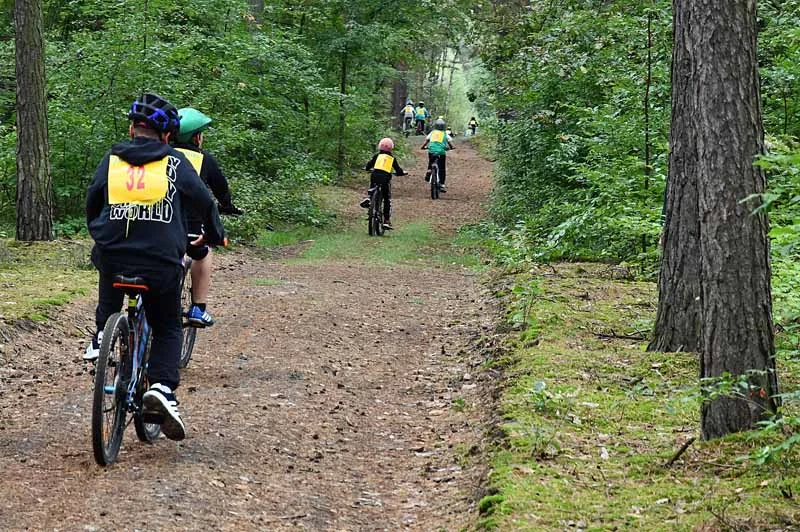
<box><xmin>3</xmin><ymin>0</ymin><xmax>800</xmax><ymax>527</ymax></box>
<box><xmin>3</xmin><ymin>0</ymin><xmax>798</xmax><ymax>308</ymax></box>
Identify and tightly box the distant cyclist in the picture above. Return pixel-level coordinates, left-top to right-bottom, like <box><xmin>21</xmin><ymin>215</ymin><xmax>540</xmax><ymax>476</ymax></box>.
<box><xmin>414</xmin><ymin>102</ymin><xmax>430</xmax><ymax>135</ymax></box>
<box><xmin>468</xmin><ymin>116</ymin><xmax>478</xmax><ymax>135</ymax></box>
<box><xmin>421</xmin><ymin>118</ymin><xmax>455</xmax><ymax>192</ymax></box>
<box><xmin>172</xmin><ymin>107</ymin><xmax>242</xmax><ymax>328</ymax></box>
<box><xmin>401</xmin><ymin>99</ymin><xmax>415</xmax><ymax>133</ymax></box>
<box><xmin>85</xmin><ymin>93</ymin><xmax>226</xmax><ymax>441</ymax></box>
<box><xmin>360</xmin><ymin>137</ymin><xmax>406</xmax><ymax>230</ymax></box>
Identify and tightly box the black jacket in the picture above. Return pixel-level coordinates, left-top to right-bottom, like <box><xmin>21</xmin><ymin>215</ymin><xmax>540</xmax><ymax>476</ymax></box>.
<box><xmin>172</xmin><ymin>142</ymin><xmax>235</xmax><ymax>211</ymax></box>
<box><xmin>364</xmin><ymin>151</ymin><xmax>405</xmax><ymax>180</ymax></box>
<box><xmin>86</xmin><ymin>137</ymin><xmax>225</xmax><ymax>272</ymax></box>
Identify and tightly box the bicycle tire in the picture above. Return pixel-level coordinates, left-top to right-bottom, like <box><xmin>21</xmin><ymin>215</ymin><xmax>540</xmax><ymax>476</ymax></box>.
<box><xmin>368</xmin><ymin>188</ymin><xmax>384</xmax><ymax>236</ymax></box>
<box><xmin>134</xmin><ymin>333</ymin><xmax>161</xmax><ymax>442</ymax></box>
<box><xmin>367</xmin><ymin>190</ymin><xmax>376</xmax><ymax>236</ymax></box>
<box><xmin>91</xmin><ymin>312</ymin><xmax>129</xmax><ymax>466</ymax></box>
<box><xmin>179</xmin><ymin>260</ymin><xmax>197</xmax><ymax>369</ymax></box>
<box><xmin>374</xmin><ymin>188</ymin><xmax>385</xmax><ymax>236</ymax></box>
<box><xmin>431</xmin><ymin>164</ymin><xmax>440</xmax><ymax>200</ymax></box>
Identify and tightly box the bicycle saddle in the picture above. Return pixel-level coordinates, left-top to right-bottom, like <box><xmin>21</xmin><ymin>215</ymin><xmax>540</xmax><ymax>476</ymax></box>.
<box><xmin>112</xmin><ymin>275</ymin><xmax>150</xmax><ymax>292</ymax></box>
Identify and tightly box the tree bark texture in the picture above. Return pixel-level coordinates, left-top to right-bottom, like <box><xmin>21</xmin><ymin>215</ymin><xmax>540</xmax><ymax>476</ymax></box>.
<box><xmin>665</xmin><ymin>0</ymin><xmax>778</xmax><ymax>439</ymax></box>
<box><xmin>336</xmin><ymin>51</ymin><xmax>347</xmax><ymax>182</ymax></box>
<box><xmin>649</xmin><ymin>0</ymin><xmax>702</xmax><ymax>354</ymax></box>
<box><xmin>15</xmin><ymin>0</ymin><xmax>52</xmax><ymax>241</ymax></box>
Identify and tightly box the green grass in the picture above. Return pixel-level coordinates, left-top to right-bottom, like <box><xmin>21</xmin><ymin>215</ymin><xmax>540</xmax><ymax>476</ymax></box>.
<box><xmin>257</xmin><ymin>220</ymin><xmax>485</xmax><ymax>269</ymax></box>
<box><xmin>481</xmin><ymin>263</ymin><xmax>800</xmax><ymax>531</ymax></box>
<box><xmin>0</xmin><ymin>239</ymin><xmax>96</xmax><ymax>324</ymax></box>
<box><xmin>252</xmin><ymin>277</ymin><xmax>285</xmax><ymax>287</ymax></box>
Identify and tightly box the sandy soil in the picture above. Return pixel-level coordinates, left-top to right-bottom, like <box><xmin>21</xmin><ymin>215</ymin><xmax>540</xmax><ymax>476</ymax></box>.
<box><xmin>0</xmin><ymin>139</ymin><xmax>495</xmax><ymax>531</ymax></box>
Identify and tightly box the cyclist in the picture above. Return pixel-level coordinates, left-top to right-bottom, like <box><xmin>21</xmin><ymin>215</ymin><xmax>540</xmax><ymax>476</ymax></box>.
<box><xmin>414</xmin><ymin>101</ymin><xmax>430</xmax><ymax>135</ymax></box>
<box><xmin>85</xmin><ymin>93</ymin><xmax>226</xmax><ymax>441</ymax></box>
<box><xmin>468</xmin><ymin>116</ymin><xmax>478</xmax><ymax>135</ymax></box>
<box><xmin>421</xmin><ymin>118</ymin><xmax>455</xmax><ymax>192</ymax></box>
<box><xmin>360</xmin><ymin>137</ymin><xmax>406</xmax><ymax>230</ymax></box>
<box><xmin>401</xmin><ymin>99</ymin><xmax>415</xmax><ymax>133</ymax></box>
<box><xmin>172</xmin><ymin>107</ymin><xmax>242</xmax><ymax>328</ymax></box>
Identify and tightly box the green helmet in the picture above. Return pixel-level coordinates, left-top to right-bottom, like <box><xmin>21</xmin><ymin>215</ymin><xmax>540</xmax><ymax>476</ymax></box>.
<box><xmin>176</xmin><ymin>107</ymin><xmax>212</xmax><ymax>143</ymax></box>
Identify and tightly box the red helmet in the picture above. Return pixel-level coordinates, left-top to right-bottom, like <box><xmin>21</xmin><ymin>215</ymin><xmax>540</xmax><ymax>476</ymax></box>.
<box><xmin>378</xmin><ymin>137</ymin><xmax>394</xmax><ymax>151</ymax></box>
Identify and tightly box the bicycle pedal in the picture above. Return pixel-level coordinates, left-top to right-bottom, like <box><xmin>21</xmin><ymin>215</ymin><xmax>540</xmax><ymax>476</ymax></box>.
<box><xmin>141</xmin><ymin>411</ymin><xmax>165</xmax><ymax>424</ymax></box>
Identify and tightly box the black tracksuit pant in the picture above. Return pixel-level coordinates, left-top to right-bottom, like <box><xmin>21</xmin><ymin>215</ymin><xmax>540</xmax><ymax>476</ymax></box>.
<box><xmin>95</xmin><ymin>259</ymin><xmax>184</xmax><ymax>390</ymax></box>
<box><xmin>427</xmin><ymin>153</ymin><xmax>447</xmax><ymax>184</ymax></box>
<box><xmin>370</xmin><ymin>174</ymin><xmax>392</xmax><ymax>221</ymax></box>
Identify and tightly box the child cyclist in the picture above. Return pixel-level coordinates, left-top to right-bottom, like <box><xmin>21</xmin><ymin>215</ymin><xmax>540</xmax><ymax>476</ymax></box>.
<box><xmin>421</xmin><ymin>118</ymin><xmax>455</xmax><ymax>192</ymax></box>
<box><xmin>360</xmin><ymin>137</ymin><xmax>406</xmax><ymax>230</ymax></box>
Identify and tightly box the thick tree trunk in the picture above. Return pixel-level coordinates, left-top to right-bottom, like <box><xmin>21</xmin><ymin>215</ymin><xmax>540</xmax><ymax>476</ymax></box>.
<box><xmin>667</xmin><ymin>0</ymin><xmax>778</xmax><ymax>439</ymax></box>
<box><xmin>695</xmin><ymin>0</ymin><xmax>777</xmax><ymax>439</ymax></box>
<box><xmin>648</xmin><ymin>0</ymin><xmax>701</xmax><ymax>353</ymax></box>
<box><xmin>336</xmin><ymin>51</ymin><xmax>347</xmax><ymax>182</ymax></box>
<box><xmin>15</xmin><ymin>0</ymin><xmax>52</xmax><ymax>241</ymax></box>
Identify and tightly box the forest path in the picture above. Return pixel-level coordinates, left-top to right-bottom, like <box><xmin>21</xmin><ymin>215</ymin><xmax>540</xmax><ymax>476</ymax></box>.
<box><xmin>0</xmin><ymin>137</ymin><xmax>493</xmax><ymax>531</ymax></box>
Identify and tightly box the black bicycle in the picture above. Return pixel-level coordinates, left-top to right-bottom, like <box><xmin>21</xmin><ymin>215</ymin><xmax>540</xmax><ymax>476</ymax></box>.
<box><xmin>430</xmin><ymin>154</ymin><xmax>443</xmax><ymax>200</ymax></box>
<box><xmin>367</xmin><ymin>185</ymin><xmax>386</xmax><ymax>236</ymax></box>
<box><xmin>179</xmin><ymin>255</ymin><xmax>196</xmax><ymax>368</ymax></box>
<box><xmin>91</xmin><ymin>275</ymin><xmax>161</xmax><ymax>466</ymax></box>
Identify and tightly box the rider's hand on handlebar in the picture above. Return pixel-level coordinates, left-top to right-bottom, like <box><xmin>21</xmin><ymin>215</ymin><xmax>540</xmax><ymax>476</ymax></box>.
<box><xmin>190</xmin><ymin>233</ymin><xmax>205</xmax><ymax>247</ymax></box>
<box><xmin>219</xmin><ymin>203</ymin><xmax>244</xmax><ymax>216</ymax></box>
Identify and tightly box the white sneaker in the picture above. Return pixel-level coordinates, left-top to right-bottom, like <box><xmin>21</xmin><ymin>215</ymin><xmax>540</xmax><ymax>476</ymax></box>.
<box><xmin>143</xmin><ymin>383</ymin><xmax>186</xmax><ymax>441</ymax></box>
<box><xmin>82</xmin><ymin>331</ymin><xmax>103</xmax><ymax>361</ymax></box>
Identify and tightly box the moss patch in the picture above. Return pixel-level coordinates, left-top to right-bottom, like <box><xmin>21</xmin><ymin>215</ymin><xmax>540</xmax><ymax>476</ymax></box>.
<box><xmin>0</xmin><ymin>239</ymin><xmax>95</xmax><ymax>323</ymax></box>
<box><xmin>483</xmin><ymin>263</ymin><xmax>800</xmax><ymax>531</ymax></box>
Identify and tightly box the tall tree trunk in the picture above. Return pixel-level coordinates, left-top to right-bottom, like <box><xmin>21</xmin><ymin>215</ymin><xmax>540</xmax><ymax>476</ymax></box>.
<box><xmin>648</xmin><ymin>0</ymin><xmax>701</xmax><ymax>353</ymax></box>
<box><xmin>664</xmin><ymin>0</ymin><xmax>778</xmax><ymax>439</ymax></box>
<box><xmin>15</xmin><ymin>0</ymin><xmax>52</xmax><ymax>241</ymax></box>
<box><xmin>694</xmin><ymin>0</ymin><xmax>777</xmax><ymax>439</ymax></box>
<box><xmin>642</xmin><ymin>7</ymin><xmax>653</xmax><ymax>255</ymax></box>
<box><xmin>336</xmin><ymin>51</ymin><xmax>347</xmax><ymax>182</ymax></box>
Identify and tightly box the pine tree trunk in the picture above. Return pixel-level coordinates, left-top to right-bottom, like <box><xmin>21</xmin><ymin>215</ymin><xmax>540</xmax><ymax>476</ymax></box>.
<box><xmin>648</xmin><ymin>0</ymin><xmax>701</xmax><ymax>353</ymax></box>
<box><xmin>336</xmin><ymin>51</ymin><xmax>347</xmax><ymax>182</ymax></box>
<box><xmin>667</xmin><ymin>0</ymin><xmax>778</xmax><ymax>439</ymax></box>
<box><xmin>15</xmin><ymin>0</ymin><xmax>52</xmax><ymax>241</ymax></box>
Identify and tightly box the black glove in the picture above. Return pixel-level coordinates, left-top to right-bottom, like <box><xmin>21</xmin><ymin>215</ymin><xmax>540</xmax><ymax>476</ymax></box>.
<box><xmin>219</xmin><ymin>203</ymin><xmax>244</xmax><ymax>216</ymax></box>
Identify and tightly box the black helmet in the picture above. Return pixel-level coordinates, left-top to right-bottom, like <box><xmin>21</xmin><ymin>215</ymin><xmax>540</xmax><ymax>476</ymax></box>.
<box><xmin>128</xmin><ymin>93</ymin><xmax>180</xmax><ymax>134</ymax></box>
<box><xmin>434</xmin><ymin>118</ymin><xmax>446</xmax><ymax>130</ymax></box>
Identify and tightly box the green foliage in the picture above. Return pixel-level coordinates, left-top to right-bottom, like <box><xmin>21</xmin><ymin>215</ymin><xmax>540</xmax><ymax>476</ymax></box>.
<box><xmin>472</xmin><ymin>1</ymin><xmax>670</xmax><ymax>269</ymax></box>
<box><xmin>2</xmin><ymin>0</ymin><xmax>473</xmax><ymax>237</ymax></box>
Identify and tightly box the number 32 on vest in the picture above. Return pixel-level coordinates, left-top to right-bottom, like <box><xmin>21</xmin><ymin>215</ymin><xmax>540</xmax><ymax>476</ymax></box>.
<box><xmin>107</xmin><ymin>155</ymin><xmax>169</xmax><ymax>205</ymax></box>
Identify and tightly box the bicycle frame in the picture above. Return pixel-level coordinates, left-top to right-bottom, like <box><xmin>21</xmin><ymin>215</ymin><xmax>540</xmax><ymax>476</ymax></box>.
<box><xmin>121</xmin><ymin>295</ymin><xmax>150</xmax><ymax>410</ymax></box>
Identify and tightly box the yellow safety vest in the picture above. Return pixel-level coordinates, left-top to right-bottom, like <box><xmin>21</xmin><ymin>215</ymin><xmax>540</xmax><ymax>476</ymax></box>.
<box><xmin>175</xmin><ymin>148</ymin><xmax>205</xmax><ymax>175</ymax></box>
<box><xmin>107</xmin><ymin>155</ymin><xmax>169</xmax><ymax>205</ymax></box>
<box><xmin>374</xmin><ymin>154</ymin><xmax>394</xmax><ymax>173</ymax></box>
<box><xmin>430</xmin><ymin>130</ymin><xmax>445</xmax><ymax>143</ymax></box>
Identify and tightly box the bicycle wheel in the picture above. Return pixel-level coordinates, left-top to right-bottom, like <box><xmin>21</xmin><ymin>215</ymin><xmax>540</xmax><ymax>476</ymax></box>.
<box><xmin>368</xmin><ymin>189</ymin><xmax>384</xmax><ymax>236</ymax></box>
<box><xmin>134</xmin><ymin>333</ymin><xmax>161</xmax><ymax>442</ymax></box>
<box><xmin>367</xmin><ymin>190</ymin><xmax>376</xmax><ymax>236</ymax></box>
<box><xmin>179</xmin><ymin>261</ymin><xmax>197</xmax><ymax>369</ymax></box>
<box><xmin>430</xmin><ymin>164</ymin><xmax>440</xmax><ymax>200</ymax></box>
<box><xmin>373</xmin><ymin>189</ymin><xmax>385</xmax><ymax>236</ymax></box>
<box><xmin>91</xmin><ymin>312</ymin><xmax>130</xmax><ymax>466</ymax></box>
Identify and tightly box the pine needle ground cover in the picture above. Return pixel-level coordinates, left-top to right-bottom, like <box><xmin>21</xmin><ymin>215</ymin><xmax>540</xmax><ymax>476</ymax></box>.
<box><xmin>480</xmin><ymin>263</ymin><xmax>800</xmax><ymax>531</ymax></box>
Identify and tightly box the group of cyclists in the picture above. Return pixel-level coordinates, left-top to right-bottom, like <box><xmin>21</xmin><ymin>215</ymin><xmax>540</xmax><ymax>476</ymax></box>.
<box><xmin>363</xmin><ymin>98</ymin><xmax>467</xmax><ymax>230</ymax></box>
<box><xmin>81</xmin><ymin>91</ymin><xmax>472</xmax><ymax>444</ymax></box>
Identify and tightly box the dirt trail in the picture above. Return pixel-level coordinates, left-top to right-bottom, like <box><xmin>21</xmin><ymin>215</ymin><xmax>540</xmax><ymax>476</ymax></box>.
<box><xmin>0</xmin><ymin>139</ymin><xmax>494</xmax><ymax>531</ymax></box>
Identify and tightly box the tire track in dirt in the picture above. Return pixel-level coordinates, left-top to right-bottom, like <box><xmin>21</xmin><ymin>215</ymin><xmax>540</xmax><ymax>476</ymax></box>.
<box><xmin>0</xmin><ymin>139</ymin><xmax>493</xmax><ymax>531</ymax></box>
